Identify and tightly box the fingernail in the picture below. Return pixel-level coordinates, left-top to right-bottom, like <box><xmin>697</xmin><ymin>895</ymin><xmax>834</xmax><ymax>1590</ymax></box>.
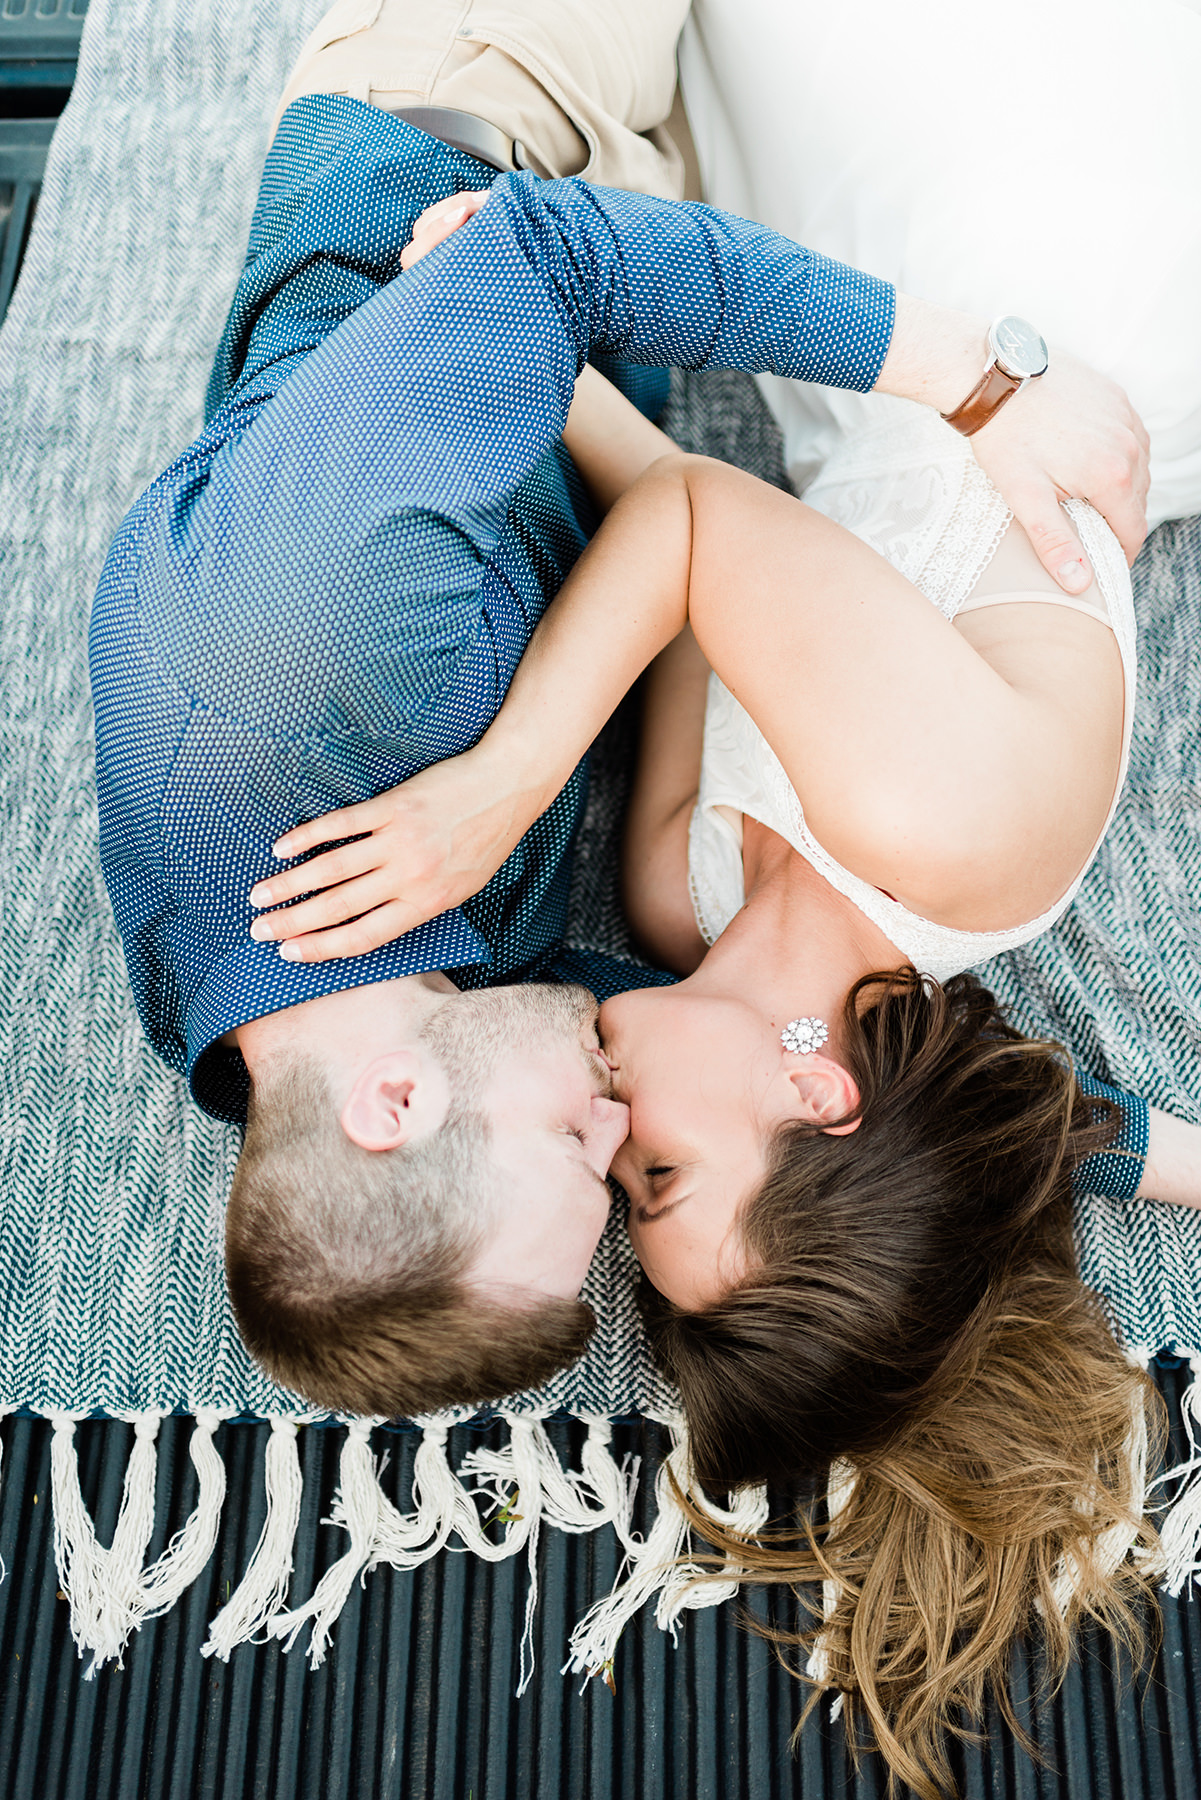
<box><xmin>249</xmin><ymin>919</ymin><xmax>272</xmax><ymax>941</ymax></box>
<box><xmin>278</xmin><ymin>942</ymin><xmax>301</xmax><ymax>962</ymax></box>
<box><xmin>271</xmin><ymin>842</ymin><xmax>288</xmax><ymax>858</ymax></box>
<box><xmin>249</xmin><ymin>883</ymin><xmax>270</xmax><ymax>906</ymax></box>
<box><xmin>1057</xmin><ymin>559</ymin><xmax>1088</xmax><ymax>592</ymax></box>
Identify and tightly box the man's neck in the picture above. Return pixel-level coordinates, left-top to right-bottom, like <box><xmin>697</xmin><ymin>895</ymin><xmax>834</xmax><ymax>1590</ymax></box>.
<box><xmin>232</xmin><ymin>969</ymin><xmax>458</xmax><ymax>1076</ymax></box>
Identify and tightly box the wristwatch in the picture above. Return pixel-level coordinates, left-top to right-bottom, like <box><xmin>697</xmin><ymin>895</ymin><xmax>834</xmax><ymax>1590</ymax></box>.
<box><xmin>941</xmin><ymin>315</ymin><xmax>1050</xmax><ymax>437</ymax></box>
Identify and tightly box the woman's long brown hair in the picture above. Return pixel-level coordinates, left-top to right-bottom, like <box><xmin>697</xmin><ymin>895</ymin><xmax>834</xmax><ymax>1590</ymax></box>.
<box><xmin>643</xmin><ymin>970</ymin><xmax>1164</xmax><ymax>1799</ymax></box>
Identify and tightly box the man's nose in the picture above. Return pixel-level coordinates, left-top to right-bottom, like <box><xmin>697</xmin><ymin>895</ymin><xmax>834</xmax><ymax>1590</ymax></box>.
<box><xmin>590</xmin><ymin>1095</ymin><xmax>631</xmax><ymax>1172</ymax></box>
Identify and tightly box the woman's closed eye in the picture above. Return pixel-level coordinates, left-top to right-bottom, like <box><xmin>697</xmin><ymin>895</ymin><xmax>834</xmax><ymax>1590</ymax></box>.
<box><xmin>635</xmin><ymin>1165</ymin><xmax>680</xmax><ymax>1222</ymax></box>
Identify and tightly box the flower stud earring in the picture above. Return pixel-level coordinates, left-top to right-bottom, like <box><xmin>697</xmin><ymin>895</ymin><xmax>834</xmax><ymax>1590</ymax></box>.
<box><xmin>781</xmin><ymin>1017</ymin><xmax>828</xmax><ymax>1056</ymax></box>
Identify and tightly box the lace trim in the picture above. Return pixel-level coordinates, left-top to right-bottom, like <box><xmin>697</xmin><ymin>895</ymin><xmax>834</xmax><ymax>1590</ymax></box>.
<box><xmin>687</xmin><ymin>844</ymin><xmax>717</xmax><ymax>948</ymax></box>
<box><xmin>915</xmin><ymin>453</ymin><xmax>1012</xmax><ymax>617</ymax></box>
<box><xmin>802</xmin><ymin>406</ymin><xmax>1012</xmax><ymax>619</ymax></box>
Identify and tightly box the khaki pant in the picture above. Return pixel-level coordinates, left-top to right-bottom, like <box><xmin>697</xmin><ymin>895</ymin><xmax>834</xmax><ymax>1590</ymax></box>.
<box><xmin>272</xmin><ymin>0</ymin><xmax>689</xmax><ymax>198</ymax></box>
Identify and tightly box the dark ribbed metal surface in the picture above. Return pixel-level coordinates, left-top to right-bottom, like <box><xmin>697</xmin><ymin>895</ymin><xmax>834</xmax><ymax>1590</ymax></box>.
<box><xmin>0</xmin><ymin>118</ymin><xmax>50</xmax><ymax>318</ymax></box>
<box><xmin>1</xmin><ymin>1364</ymin><xmax>1199</xmax><ymax>1800</ymax></box>
<box><xmin>0</xmin><ymin>0</ymin><xmax>87</xmax><ymax>65</ymax></box>
<box><xmin>0</xmin><ymin>0</ymin><xmax>81</xmax><ymax>321</ymax></box>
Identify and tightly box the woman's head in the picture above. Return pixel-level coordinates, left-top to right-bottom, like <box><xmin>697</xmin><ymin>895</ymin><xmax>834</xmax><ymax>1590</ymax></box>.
<box><xmin>600</xmin><ymin>981</ymin><xmax>861</xmax><ymax>1307</ymax></box>
<box><xmin>633</xmin><ymin>968</ymin><xmax>1113</xmax><ymax>1491</ymax></box>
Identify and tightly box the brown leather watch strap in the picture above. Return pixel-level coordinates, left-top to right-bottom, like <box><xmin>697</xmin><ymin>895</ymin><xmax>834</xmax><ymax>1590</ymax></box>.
<box><xmin>941</xmin><ymin>363</ymin><xmax>1023</xmax><ymax>437</ymax></box>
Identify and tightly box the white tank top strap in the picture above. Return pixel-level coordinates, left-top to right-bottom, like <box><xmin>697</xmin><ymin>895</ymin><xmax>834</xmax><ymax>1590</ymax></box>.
<box><xmin>687</xmin><ymin>414</ymin><xmax>1138</xmax><ymax>984</ymax></box>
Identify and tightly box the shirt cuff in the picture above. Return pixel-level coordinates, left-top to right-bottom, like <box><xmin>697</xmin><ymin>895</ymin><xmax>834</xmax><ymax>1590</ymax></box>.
<box><xmin>1073</xmin><ymin>1073</ymin><xmax>1150</xmax><ymax>1201</ymax></box>
<box><xmin>788</xmin><ymin>252</ymin><xmax>896</xmax><ymax>393</ymax></box>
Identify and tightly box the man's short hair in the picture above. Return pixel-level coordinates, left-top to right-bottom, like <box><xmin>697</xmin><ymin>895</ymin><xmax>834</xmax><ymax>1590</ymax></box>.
<box><xmin>225</xmin><ymin>1045</ymin><xmax>594</xmax><ymax>1417</ymax></box>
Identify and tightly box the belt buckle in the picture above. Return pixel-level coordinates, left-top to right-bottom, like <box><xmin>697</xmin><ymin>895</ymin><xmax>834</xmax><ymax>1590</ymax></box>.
<box><xmin>386</xmin><ymin>104</ymin><xmax>530</xmax><ymax>173</ymax></box>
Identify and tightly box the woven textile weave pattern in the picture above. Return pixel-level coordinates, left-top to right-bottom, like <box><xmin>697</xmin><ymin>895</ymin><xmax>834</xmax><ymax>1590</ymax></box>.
<box><xmin>1</xmin><ymin>0</ymin><xmax>1200</xmax><ymax>1435</ymax></box>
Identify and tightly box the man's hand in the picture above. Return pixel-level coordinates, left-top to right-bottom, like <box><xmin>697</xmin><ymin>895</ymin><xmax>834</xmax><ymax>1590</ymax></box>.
<box><xmin>876</xmin><ymin>294</ymin><xmax>1150</xmax><ymax>590</ymax></box>
<box><xmin>400</xmin><ymin>189</ymin><xmax>491</xmax><ymax>270</ymax></box>
<box><xmin>969</xmin><ymin>350</ymin><xmax>1150</xmax><ymax>587</ymax></box>
<box><xmin>246</xmin><ymin>744</ymin><xmax>548</xmax><ymax>963</ymax></box>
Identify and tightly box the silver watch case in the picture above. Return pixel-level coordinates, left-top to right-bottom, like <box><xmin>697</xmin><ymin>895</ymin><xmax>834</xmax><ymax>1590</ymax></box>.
<box><xmin>988</xmin><ymin>315</ymin><xmax>1049</xmax><ymax>382</ymax></box>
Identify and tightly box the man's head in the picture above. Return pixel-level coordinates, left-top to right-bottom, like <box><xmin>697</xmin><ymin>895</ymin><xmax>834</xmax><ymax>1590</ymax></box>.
<box><xmin>225</xmin><ymin>979</ymin><xmax>629</xmax><ymax>1415</ymax></box>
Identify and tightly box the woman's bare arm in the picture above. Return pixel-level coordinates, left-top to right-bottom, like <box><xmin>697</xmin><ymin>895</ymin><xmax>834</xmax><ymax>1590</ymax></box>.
<box><xmin>247</xmin><ymin>457</ymin><xmax>696</xmax><ymax>958</ymax></box>
<box><xmin>249</xmin><ymin>450</ymin><xmax>1119</xmax><ymax>957</ymax></box>
<box><xmin>676</xmin><ymin>459</ymin><xmax>1124</xmax><ymax>930</ymax></box>
<box><xmin>622</xmin><ymin>627</ymin><xmax>711</xmax><ymax>974</ymax></box>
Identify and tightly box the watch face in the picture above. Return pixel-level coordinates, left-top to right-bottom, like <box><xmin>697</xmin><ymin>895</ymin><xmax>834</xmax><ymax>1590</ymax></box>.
<box><xmin>990</xmin><ymin>315</ymin><xmax>1049</xmax><ymax>381</ymax></box>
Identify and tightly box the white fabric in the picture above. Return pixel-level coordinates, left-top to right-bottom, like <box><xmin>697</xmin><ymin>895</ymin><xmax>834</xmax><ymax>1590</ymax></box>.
<box><xmin>687</xmin><ymin>409</ymin><xmax>1138</xmax><ymax>983</ymax></box>
<box><xmin>679</xmin><ymin>0</ymin><xmax>1201</xmax><ymax>527</ymax></box>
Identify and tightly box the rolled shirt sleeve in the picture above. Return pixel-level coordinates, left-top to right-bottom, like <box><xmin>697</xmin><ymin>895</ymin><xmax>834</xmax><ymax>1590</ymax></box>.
<box><xmin>189</xmin><ymin>167</ymin><xmax>895</xmax><ymax>608</ymax></box>
<box><xmin>1073</xmin><ymin>1073</ymin><xmax>1150</xmax><ymax>1201</ymax></box>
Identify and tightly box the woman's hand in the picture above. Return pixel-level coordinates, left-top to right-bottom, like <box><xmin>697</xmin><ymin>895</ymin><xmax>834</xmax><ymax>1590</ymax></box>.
<box><xmin>400</xmin><ymin>190</ymin><xmax>491</xmax><ymax>270</ymax></box>
<box><xmin>247</xmin><ymin>743</ymin><xmax>548</xmax><ymax>963</ymax></box>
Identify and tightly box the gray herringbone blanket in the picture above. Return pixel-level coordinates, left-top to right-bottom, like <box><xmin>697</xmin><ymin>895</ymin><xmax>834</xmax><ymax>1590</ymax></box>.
<box><xmin>2</xmin><ymin>0</ymin><xmax>1200</xmax><ymax>1673</ymax></box>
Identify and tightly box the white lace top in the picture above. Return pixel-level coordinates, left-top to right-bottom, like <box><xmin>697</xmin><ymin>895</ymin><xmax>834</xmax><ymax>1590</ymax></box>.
<box><xmin>687</xmin><ymin>403</ymin><xmax>1138</xmax><ymax>983</ymax></box>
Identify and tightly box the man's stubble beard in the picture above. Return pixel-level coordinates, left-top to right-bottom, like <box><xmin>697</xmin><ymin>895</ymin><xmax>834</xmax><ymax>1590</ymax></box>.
<box><xmin>418</xmin><ymin>982</ymin><xmax>605</xmax><ymax>1107</ymax></box>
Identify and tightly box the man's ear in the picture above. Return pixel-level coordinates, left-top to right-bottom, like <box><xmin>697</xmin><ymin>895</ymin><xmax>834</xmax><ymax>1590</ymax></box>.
<box><xmin>340</xmin><ymin>1049</ymin><xmax>450</xmax><ymax>1153</ymax></box>
<box><xmin>785</xmin><ymin>1056</ymin><xmax>862</xmax><ymax>1137</ymax></box>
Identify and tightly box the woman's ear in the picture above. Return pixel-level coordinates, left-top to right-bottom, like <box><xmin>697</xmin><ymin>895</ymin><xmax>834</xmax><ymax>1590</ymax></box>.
<box><xmin>785</xmin><ymin>1056</ymin><xmax>862</xmax><ymax>1136</ymax></box>
<box><xmin>340</xmin><ymin>1049</ymin><xmax>450</xmax><ymax>1152</ymax></box>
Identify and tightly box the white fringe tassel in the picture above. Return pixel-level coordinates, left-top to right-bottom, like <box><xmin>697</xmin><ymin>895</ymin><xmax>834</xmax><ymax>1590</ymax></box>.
<box><xmin>51</xmin><ymin>1411</ymin><xmax>160</xmax><ymax>1674</ymax></box>
<box><xmin>49</xmin><ymin>1410</ymin><xmax>230</xmax><ymax>1674</ymax></box>
<box><xmin>265</xmin><ymin>1417</ymin><xmax>381</xmax><ymax>1665</ymax></box>
<box><xmin>202</xmin><ymin>1416</ymin><xmax>302</xmax><ymax>1661</ymax></box>
<box><xmin>563</xmin><ymin>1420</ymin><xmax>770</xmax><ymax>1692</ymax></box>
<box><xmin>372</xmin><ymin>1422</ymin><xmax>460</xmax><ymax>1568</ymax></box>
<box><xmin>457</xmin><ymin>1415</ymin><xmax>549</xmax><ymax>1693</ymax></box>
<box><xmin>1152</xmin><ymin>1349</ymin><xmax>1201</xmax><ymax>1597</ymax></box>
<box><xmin>33</xmin><ymin>1363</ymin><xmax>1201</xmax><ymax>1684</ymax></box>
<box><xmin>135</xmin><ymin>1411</ymin><xmax>227</xmax><ymax>1621</ymax></box>
<box><xmin>804</xmin><ymin>1458</ymin><xmax>857</xmax><ymax>1721</ymax></box>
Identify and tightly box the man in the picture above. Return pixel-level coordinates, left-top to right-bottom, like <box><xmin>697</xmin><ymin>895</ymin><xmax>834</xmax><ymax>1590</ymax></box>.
<box><xmin>90</xmin><ymin>0</ymin><xmax>1151</xmax><ymax>1418</ymax></box>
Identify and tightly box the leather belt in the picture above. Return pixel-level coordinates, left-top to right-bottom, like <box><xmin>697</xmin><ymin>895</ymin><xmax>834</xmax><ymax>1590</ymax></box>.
<box><xmin>383</xmin><ymin>103</ymin><xmax>532</xmax><ymax>173</ymax></box>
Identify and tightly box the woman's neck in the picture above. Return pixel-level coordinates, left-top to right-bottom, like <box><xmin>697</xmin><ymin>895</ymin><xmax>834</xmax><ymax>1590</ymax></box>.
<box><xmin>684</xmin><ymin>819</ymin><xmax>905</xmax><ymax>1044</ymax></box>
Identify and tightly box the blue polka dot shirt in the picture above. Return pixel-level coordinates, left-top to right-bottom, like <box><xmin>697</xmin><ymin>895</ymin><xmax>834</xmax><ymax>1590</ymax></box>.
<box><xmin>88</xmin><ymin>93</ymin><xmax>897</xmax><ymax>1125</ymax></box>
